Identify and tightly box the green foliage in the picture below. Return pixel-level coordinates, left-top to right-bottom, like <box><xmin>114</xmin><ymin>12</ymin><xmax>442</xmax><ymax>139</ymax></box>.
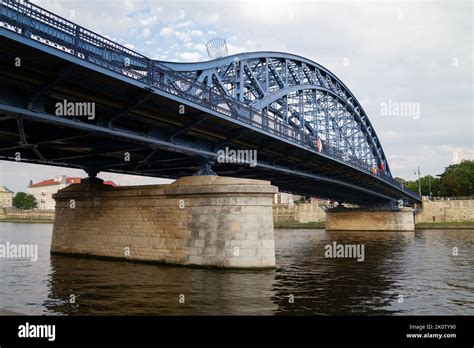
<box><xmin>406</xmin><ymin>175</ymin><xmax>440</xmax><ymax>196</ymax></box>
<box><xmin>12</xmin><ymin>192</ymin><xmax>38</xmax><ymax>210</ymax></box>
<box><xmin>394</xmin><ymin>177</ymin><xmax>406</xmax><ymax>185</ymax></box>
<box><xmin>400</xmin><ymin>160</ymin><xmax>474</xmax><ymax>197</ymax></box>
<box><xmin>438</xmin><ymin>160</ymin><xmax>474</xmax><ymax>196</ymax></box>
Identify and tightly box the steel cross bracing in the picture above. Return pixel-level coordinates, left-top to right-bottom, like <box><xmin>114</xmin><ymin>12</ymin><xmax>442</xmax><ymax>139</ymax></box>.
<box><xmin>162</xmin><ymin>54</ymin><xmax>389</xmax><ymax>176</ymax></box>
<box><xmin>0</xmin><ymin>0</ymin><xmax>420</xmax><ymax>203</ymax></box>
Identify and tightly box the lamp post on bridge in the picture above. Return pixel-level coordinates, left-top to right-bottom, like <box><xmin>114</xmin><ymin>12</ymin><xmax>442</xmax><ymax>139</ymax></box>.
<box><xmin>428</xmin><ymin>175</ymin><xmax>432</xmax><ymax>200</ymax></box>
<box><xmin>414</xmin><ymin>166</ymin><xmax>421</xmax><ymax>198</ymax></box>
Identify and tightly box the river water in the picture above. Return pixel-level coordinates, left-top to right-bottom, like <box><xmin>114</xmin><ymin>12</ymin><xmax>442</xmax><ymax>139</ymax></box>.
<box><xmin>0</xmin><ymin>223</ymin><xmax>472</xmax><ymax>315</ymax></box>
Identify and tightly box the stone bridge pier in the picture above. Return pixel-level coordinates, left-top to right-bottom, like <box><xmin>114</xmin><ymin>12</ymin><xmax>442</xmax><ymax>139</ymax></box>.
<box><xmin>325</xmin><ymin>208</ymin><xmax>415</xmax><ymax>231</ymax></box>
<box><xmin>51</xmin><ymin>176</ymin><xmax>277</xmax><ymax>268</ymax></box>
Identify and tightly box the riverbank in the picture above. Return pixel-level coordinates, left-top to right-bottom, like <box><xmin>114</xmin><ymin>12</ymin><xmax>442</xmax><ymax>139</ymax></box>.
<box><xmin>0</xmin><ymin>218</ymin><xmax>53</xmax><ymax>223</ymax></box>
<box><xmin>415</xmin><ymin>221</ymin><xmax>474</xmax><ymax>229</ymax></box>
<box><xmin>1</xmin><ymin>218</ymin><xmax>473</xmax><ymax>229</ymax></box>
<box><xmin>274</xmin><ymin>221</ymin><xmax>325</xmax><ymax>229</ymax></box>
<box><xmin>275</xmin><ymin>221</ymin><xmax>474</xmax><ymax>230</ymax></box>
<box><xmin>0</xmin><ymin>207</ymin><xmax>54</xmax><ymax>223</ymax></box>
<box><xmin>0</xmin><ymin>308</ymin><xmax>24</xmax><ymax>315</ymax></box>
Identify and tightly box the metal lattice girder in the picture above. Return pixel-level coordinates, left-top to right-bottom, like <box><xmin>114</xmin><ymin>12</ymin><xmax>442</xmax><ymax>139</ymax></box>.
<box><xmin>161</xmin><ymin>53</ymin><xmax>390</xmax><ymax>175</ymax></box>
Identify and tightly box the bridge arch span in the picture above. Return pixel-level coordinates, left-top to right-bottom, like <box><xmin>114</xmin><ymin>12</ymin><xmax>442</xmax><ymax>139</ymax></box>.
<box><xmin>159</xmin><ymin>52</ymin><xmax>390</xmax><ymax>175</ymax></box>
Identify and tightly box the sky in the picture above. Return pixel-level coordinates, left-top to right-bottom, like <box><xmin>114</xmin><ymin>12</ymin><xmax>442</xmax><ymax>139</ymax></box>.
<box><xmin>0</xmin><ymin>0</ymin><xmax>472</xmax><ymax>192</ymax></box>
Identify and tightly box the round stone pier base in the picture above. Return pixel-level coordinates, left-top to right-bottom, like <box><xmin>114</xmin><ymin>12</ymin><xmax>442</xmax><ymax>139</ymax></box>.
<box><xmin>51</xmin><ymin>176</ymin><xmax>277</xmax><ymax>268</ymax></box>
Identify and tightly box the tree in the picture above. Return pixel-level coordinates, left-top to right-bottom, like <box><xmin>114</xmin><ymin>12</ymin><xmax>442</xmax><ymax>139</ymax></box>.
<box><xmin>394</xmin><ymin>177</ymin><xmax>406</xmax><ymax>185</ymax></box>
<box><xmin>12</xmin><ymin>192</ymin><xmax>38</xmax><ymax>210</ymax></box>
<box><xmin>406</xmin><ymin>175</ymin><xmax>440</xmax><ymax>197</ymax></box>
<box><xmin>438</xmin><ymin>160</ymin><xmax>474</xmax><ymax>197</ymax></box>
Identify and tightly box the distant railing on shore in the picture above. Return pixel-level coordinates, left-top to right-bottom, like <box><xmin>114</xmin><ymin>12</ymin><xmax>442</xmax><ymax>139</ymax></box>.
<box><xmin>0</xmin><ymin>208</ymin><xmax>55</xmax><ymax>219</ymax></box>
<box><xmin>430</xmin><ymin>196</ymin><xmax>473</xmax><ymax>201</ymax></box>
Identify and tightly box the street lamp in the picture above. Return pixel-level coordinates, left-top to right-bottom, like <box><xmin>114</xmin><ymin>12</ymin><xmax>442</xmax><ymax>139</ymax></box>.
<box><xmin>428</xmin><ymin>175</ymin><xmax>432</xmax><ymax>200</ymax></box>
<box><xmin>414</xmin><ymin>166</ymin><xmax>421</xmax><ymax>197</ymax></box>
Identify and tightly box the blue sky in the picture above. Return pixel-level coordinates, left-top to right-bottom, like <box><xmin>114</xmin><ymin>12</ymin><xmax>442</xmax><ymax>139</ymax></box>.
<box><xmin>1</xmin><ymin>0</ymin><xmax>472</xmax><ymax>192</ymax></box>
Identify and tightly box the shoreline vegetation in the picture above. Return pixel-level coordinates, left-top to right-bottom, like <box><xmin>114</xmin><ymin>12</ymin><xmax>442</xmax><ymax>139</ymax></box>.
<box><xmin>414</xmin><ymin>221</ymin><xmax>474</xmax><ymax>229</ymax></box>
<box><xmin>275</xmin><ymin>221</ymin><xmax>474</xmax><ymax>230</ymax></box>
<box><xmin>274</xmin><ymin>221</ymin><xmax>325</xmax><ymax>229</ymax></box>
<box><xmin>1</xmin><ymin>218</ymin><xmax>473</xmax><ymax>229</ymax></box>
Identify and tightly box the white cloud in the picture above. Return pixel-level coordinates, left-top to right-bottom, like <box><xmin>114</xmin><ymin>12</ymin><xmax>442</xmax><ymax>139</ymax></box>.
<box><xmin>152</xmin><ymin>53</ymin><xmax>168</xmax><ymax>60</ymax></box>
<box><xmin>123</xmin><ymin>0</ymin><xmax>134</xmax><ymax>11</ymax></box>
<box><xmin>178</xmin><ymin>52</ymin><xmax>203</xmax><ymax>62</ymax></box>
<box><xmin>201</xmin><ymin>13</ymin><xmax>219</xmax><ymax>24</ymax></box>
<box><xmin>190</xmin><ymin>29</ymin><xmax>203</xmax><ymax>37</ymax></box>
<box><xmin>227</xmin><ymin>43</ymin><xmax>246</xmax><ymax>55</ymax></box>
<box><xmin>194</xmin><ymin>43</ymin><xmax>207</xmax><ymax>52</ymax></box>
<box><xmin>175</xmin><ymin>31</ymin><xmax>191</xmax><ymax>42</ymax></box>
<box><xmin>175</xmin><ymin>20</ymin><xmax>193</xmax><ymax>28</ymax></box>
<box><xmin>139</xmin><ymin>15</ymin><xmax>158</xmax><ymax>27</ymax></box>
<box><xmin>142</xmin><ymin>27</ymin><xmax>151</xmax><ymax>38</ymax></box>
<box><xmin>159</xmin><ymin>27</ymin><xmax>174</xmax><ymax>38</ymax></box>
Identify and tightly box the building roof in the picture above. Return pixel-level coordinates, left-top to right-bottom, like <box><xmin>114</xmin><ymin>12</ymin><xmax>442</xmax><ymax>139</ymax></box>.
<box><xmin>0</xmin><ymin>186</ymin><xmax>13</xmax><ymax>193</ymax></box>
<box><xmin>67</xmin><ymin>177</ymin><xmax>81</xmax><ymax>185</ymax></box>
<box><xmin>29</xmin><ymin>176</ymin><xmax>80</xmax><ymax>188</ymax></box>
<box><xmin>29</xmin><ymin>177</ymin><xmax>117</xmax><ymax>188</ymax></box>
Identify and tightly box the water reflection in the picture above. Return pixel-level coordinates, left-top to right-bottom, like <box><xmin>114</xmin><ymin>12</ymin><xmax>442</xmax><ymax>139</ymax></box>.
<box><xmin>46</xmin><ymin>255</ymin><xmax>277</xmax><ymax>315</ymax></box>
<box><xmin>0</xmin><ymin>223</ymin><xmax>472</xmax><ymax>315</ymax></box>
<box><xmin>272</xmin><ymin>230</ymin><xmax>416</xmax><ymax>314</ymax></box>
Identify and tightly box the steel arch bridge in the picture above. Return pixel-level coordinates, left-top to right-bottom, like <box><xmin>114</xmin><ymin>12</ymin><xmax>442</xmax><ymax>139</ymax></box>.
<box><xmin>0</xmin><ymin>0</ymin><xmax>420</xmax><ymax>205</ymax></box>
<box><xmin>161</xmin><ymin>53</ymin><xmax>389</xmax><ymax>176</ymax></box>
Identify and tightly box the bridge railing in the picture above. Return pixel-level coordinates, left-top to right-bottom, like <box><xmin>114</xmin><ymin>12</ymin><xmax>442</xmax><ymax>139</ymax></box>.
<box><xmin>0</xmin><ymin>0</ymin><xmax>416</xmax><ymax>198</ymax></box>
<box><xmin>0</xmin><ymin>0</ymin><xmax>312</xmax><ymax>149</ymax></box>
<box><xmin>151</xmin><ymin>66</ymin><xmax>311</xmax><ymax>147</ymax></box>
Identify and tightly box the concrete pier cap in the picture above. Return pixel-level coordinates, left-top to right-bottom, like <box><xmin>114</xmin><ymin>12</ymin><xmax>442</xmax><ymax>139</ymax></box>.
<box><xmin>51</xmin><ymin>176</ymin><xmax>278</xmax><ymax>268</ymax></box>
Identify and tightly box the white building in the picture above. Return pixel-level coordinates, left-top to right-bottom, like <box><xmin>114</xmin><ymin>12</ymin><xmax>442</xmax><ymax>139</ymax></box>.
<box><xmin>0</xmin><ymin>186</ymin><xmax>14</xmax><ymax>208</ymax></box>
<box><xmin>27</xmin><ymin>175</ymin><xmax>116</xmax><ymax>210</ymax></box>
<box><xmin>274</xmin><ymin>192</ymin><xmax>302</xmax><ymax>205</ymax></box>
<box><xmin>27</xmin><ymin>176</ymin><xmax>80</xmax><ymax>210</ymax></box>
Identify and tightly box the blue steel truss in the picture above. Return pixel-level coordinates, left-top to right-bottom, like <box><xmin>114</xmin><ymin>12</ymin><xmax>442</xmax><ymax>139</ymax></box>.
<box><xmin>0</xmin><ymin>0</ymin><xmax>415</xmax><ymax>199</ymax></box>
<box><xmin>161</xmin><ymin>54</ymin><xmax>390</xmax><ymax>175</ymax></box>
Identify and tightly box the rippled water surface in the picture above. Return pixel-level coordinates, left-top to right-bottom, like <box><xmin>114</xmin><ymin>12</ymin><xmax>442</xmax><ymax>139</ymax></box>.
<box><xmin>0</xmin><ymin>223</ymin><xmax>473</xmax><ymax>315</ymax></box>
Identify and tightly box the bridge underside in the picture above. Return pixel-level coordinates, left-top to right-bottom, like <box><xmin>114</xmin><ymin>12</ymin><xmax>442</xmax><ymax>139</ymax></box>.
<box><xmin>0</xmin><ymin>32</ymin><xmax>418</xmax><ymax>205</ymax></box>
